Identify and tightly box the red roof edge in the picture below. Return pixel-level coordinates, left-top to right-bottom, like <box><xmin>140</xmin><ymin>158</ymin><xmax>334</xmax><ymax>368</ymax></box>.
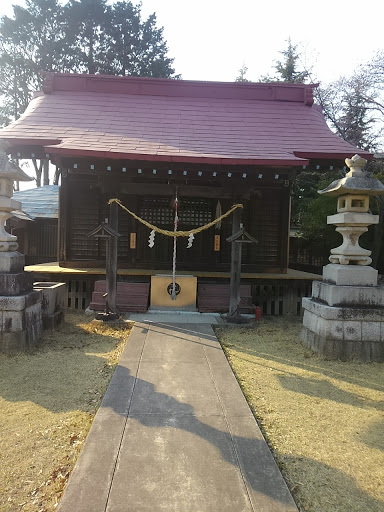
<box><xmin>2</xmin><ymin>137</ymin><xmax>62</xmax><ymax>150</ymax></box>
<box><xmin>294</xmin><ymin>150</ymin><xmax>373</xmax><ymax>161</ymax></box>
<box><xmin>41</xmin><ymin>72</ymin><xmax>316</xmax><ymax>105</ymax></box>
<box><xmin>43</xmin><ymin>145</ymin><xmax>309</xmax><ymax>167</ymax></box>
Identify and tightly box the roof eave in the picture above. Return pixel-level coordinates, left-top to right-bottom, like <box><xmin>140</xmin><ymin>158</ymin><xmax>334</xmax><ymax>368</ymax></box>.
<box><xmin>42</xmin><ymin>145</ymin><xmax>308</xmax><ymax>167</ymax></box>
<box><xmin>294</xmin><ymin>150</ymin><xmax>373</xmax><ymax>161</ymax></box>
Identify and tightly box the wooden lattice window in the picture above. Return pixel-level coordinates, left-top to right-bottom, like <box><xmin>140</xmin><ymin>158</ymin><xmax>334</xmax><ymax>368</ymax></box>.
<box><xmin>139</xmin><ymin>197</ymin><xmax>174</xmax><ymax>226</ymax></box>
<box><xmin>179</xmin><ymin>199</ymin><xmax>212</xmax><ymax>227</ymax></box>
<box><xmin>139</xmin><ymin>197</ymin><xmax>213</xmax><ymax>229</ymax></box>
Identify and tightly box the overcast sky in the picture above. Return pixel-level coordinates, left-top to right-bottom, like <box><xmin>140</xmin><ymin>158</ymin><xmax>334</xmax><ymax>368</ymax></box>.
<box><xmin>1</xmin><ymin>0</ymin><xmax>383</xmax><ymax>84</ymax></box>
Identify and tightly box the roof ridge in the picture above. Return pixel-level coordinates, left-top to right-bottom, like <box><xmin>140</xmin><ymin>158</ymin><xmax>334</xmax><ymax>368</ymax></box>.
<box><xmin>41</xmin><ymin>72</ymin><xmax>316</xmax><ymax>105</ymax></box>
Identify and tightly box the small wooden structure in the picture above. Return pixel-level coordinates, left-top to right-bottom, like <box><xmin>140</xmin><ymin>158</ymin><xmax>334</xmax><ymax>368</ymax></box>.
<box><xmin>226</xmin><ymin>221</ymin><xmax>258</xmax><ymax>321</ymax></box>
<box><xmin>0</xmin><ymin>73</ymin><xmax>372</xmax><ymax>313</ymax></box>
<box><xmin>10</xmin><ymin>185</ymin><xmax>58</xmax><ymax>265</ymax></box>
<box><xmin>88</xmin><ymin>209</ymin><xmax>120</xmax><ymax>316</ymax></box>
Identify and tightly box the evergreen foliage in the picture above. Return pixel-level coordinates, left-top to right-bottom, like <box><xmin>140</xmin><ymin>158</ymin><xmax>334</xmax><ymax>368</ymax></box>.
<box><xmin>260</xmin><ymin>38</ymin><xmax>309</xmax><ymax>83</ymax></box>
<box><xmin>0</xmin><ymin>0</ymin><xmax>177</xmax><ymax>125</ymax></box>
<box><xmin>235</xmin><ymin>64</ymin><xmax>249</xmax><ymax>82</ymax></box>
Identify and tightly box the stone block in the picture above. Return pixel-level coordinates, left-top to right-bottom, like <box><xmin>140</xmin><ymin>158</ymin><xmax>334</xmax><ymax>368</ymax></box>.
<box><xmin>302</xmin><ymin>310</ymin><xmax>313</xmax><ymax>330</ymax></box>
<box><xmin>0</xmin><ymin>272</ymin><xmax>34</xmax><ymax>295</ymax></box>
<box><xmin>42</xmin><ymin>310</ymin><xmax>64</xmax><ymax>330</ymax></box>
<box><xmin>322</xmin><ymin>264</ymin><xmax>378</xmax><ymax>286</ymax></box>
<box><xmin>2</xmin><ymin>310</ymin><xmax>25</xmax><ymax>332</ymax></box>
<box><xmin>326</xmin><ymin>338</ymin><xmax>344</xmax><ymax>359</ymax></box>
<box><xmin>327</xmin><ymin>211</ymin><xmax>379</xmax><ymax>225</ymax></box>
<box><xmin>312</xmin><ymin>281</ymin><xmax>384</xmax><ymax>307</ymax></box>
<box><xmin>302</xmin><ymin>297</ymin><xmax>384</xmax><ymax>322</ymax></box>
<box><xmin>34</xmin><ymin>282</ymin><xmax>66</xmax><ymax>316</ymax></box>
<box><xmin>0</xmin><ymin>251</ymin><xmax>25</xmax><ymax>273</ymax></box>
<box><xmin>26</xmin><ymin>318</ymin><xmax>43</xmax><ymax>345</ymax></box>
<box><xmin>0</xmin><ymin>289</ymin><xmax>42</xmax><ymax>353</ymax></box>
<box><xmin>371</xmin><ymin>342</ymin><xmax>384</xmax><ymax>362</ymax></box>
<box><xmin>0</xmin><ymin>295</ymin><xmax>26</xmax><ymax>311</ymax></box>
<box><xmin>343</xmin><ymin>321</ymin><xmax>362</xmax><ymax>341</ymax></box>
<box><xmin>362</xmin><ymin>322</ymin><xmax>381</xmax><ymax>342</ymax></box>
<box><xmin>319</xmin><ymin>318</ymin><xmax>343</xmax><ymax>340</ymax></box>
<box><xmin>25</xmin><ymin>301</ymin><xmax>43</xmax><ymax>328</ymax></box>
<box><xmin>0</xmin><ymin>196</ymin><xmax>21</xmax><ymax>210</ymax></box>
<box><xmin>25</xmin><ymin>289</ymin><xmax>43</xmax><ymax>308</ymax></box>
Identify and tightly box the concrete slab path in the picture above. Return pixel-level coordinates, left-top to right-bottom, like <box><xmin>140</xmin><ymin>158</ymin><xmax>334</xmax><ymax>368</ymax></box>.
<box><xmin>58</xmin><ymin>319</ymin><xmax>298</xmax><ymax>512</ymax></box>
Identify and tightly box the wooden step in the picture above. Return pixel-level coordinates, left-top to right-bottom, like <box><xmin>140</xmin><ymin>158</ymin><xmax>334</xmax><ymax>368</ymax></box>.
<box><xmin>90</xmin><ymin>280</ymin><xmax>149</xmax><ymax>313</ymax></box>
<box><xmin>197</xmin><ymin>283</ymin><xmax>254</xmax><ymax>314</ymax></box>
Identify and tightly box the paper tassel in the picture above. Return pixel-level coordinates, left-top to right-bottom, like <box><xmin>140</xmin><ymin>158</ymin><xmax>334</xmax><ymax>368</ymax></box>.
<box><xmin>148</xmin><ymin>230</ymin><xmax>155</xmax><ymax>248</ymax></box>
<box><xmin>187</xmin><ymin>233</ymin><xmax>195</xmax><ymax>248</ymax></box>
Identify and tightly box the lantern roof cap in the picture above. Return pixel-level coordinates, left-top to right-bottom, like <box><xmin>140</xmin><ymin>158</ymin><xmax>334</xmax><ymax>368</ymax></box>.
<box><xmin>319</xmin><ymin>154</ymin><xmax>384</xmax><ymax>197</ymax></box>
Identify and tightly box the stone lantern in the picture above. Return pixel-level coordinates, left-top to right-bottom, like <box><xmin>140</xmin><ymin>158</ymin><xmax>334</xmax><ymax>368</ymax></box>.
<box><xmin>0</xmin><ymin>139</ymin><xmax>43</xmax><ymax>352</ymax></box>
<box><xmin>301</xmin><ymin>154</ymin><xmax>384</xmax><ymax>361</ymax></box>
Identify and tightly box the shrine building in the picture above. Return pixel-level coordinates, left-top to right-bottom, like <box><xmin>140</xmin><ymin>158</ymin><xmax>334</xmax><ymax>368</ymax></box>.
<box><xmin>0</xmin><ymin>73</ymin><xmax>371</xmax><ymax>313</ymax></box>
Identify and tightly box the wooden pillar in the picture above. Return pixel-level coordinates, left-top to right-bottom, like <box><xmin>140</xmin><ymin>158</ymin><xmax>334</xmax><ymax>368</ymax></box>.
<box><xmin>228</xmin><ymin>207</ymin><xmax>242</xmax><ymax>320</ymax></box>
<box><xmin>58</xmin><ymin>169</ymin><xmax>68</xmax><ymax>262</ymax></box>
<box><xmin>106</xmin><ymin>200</ymin><xmax>118</xmax><ymax>313</ymax></box>
<box><xmin>43</xmin><ymin>158</ymin><xmax>50</xmax><ymax>186</ymax></box>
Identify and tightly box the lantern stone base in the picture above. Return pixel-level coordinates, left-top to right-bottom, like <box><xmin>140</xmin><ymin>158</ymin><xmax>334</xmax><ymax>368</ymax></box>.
<box><xmin>301</xmin><ymin>281</ymin><xmax>384</xmax><ymax>361</ymax></box>
<box><xmin>323</xmin><ymin>264</ymin><xmax>378</xmax><ymax>286</ymax></box>
<box><xmin>0</xmin><ymin>289</ymin><xmax>43</xmax><ymax>353</ymax></box>
<box><xmin>0</xmin><ymin>251</ymin><xmax>43</xmax><ymax>353</ymax></box>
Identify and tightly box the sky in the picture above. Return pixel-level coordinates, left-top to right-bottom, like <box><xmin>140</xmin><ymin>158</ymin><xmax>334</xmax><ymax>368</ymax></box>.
<box><xmin>1</xmin><ymin>0</ymin><xmax>383</xmax><ymax>85</ymax></box>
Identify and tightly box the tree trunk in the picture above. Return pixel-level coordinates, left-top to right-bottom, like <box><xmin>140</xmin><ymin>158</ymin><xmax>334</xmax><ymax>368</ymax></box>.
<box><xmin>43</xmin><ymin>158</ymin><xmax>49</xmax><ymax>186</ymax></box>
<box><xmin>53</xmin><ymin>166</ymin><xmax>61</xmax><ymax>185</ymax></box>
<box><xmin>32</xmin><ymin>158</ymin><xmax>43</xmax><ymax>187</ymax></box>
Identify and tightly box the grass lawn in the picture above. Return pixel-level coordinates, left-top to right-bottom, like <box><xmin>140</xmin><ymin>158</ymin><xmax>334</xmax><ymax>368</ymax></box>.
<box><xmin>216</xmin><ymin>317</ymin><xmax>384</xmax><ymax>512</ymax></box>
<box><xmin>0</xmin><ymin>312</ymin><xmax>132</xmax><ymax>512</ymax></box>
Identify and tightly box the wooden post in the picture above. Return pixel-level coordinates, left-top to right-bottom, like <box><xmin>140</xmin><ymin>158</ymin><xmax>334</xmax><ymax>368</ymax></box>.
<box><xmin>43</xmin><ymin>158</ymin><xmax>50</xmax><ymax>186</ymax></box>
<box><xmin>58</xmin><ymin>169</ymin><xmax>68</xmax><ymax>262</ymax></box>
<box><xmin>228</xmin><ymin>207</ymin><xmax>242</xmax><ymax>320</ymax></box>
<box><xmin>106</xmin><ymin>201</ymin><xmax>118</xmax><ymax>313</ymax></box>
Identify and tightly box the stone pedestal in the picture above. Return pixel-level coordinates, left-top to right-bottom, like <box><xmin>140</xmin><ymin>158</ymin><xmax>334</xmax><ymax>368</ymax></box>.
<box><xmin>302</xmin><ymin>277</ymin><xmax>384</xmax><ymax>361</ymax></box>
<box><xmin>0</xmin><ymin>252</ymin><xmax>43</xmax><ymax>353</ymax></box>
<box><xmin>0</xmin><ymin>139</ymin><xmax>43</xmax><ymax>353</ymax></box>
<box><xmin>301</xmin><ymin>154</ymin><xmax>384</xmax><ymax>362</ymax></box>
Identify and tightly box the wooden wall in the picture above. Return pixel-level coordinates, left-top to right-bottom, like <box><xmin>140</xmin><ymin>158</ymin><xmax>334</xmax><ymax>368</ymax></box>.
<box><xmin>59</xmin><ymin>173</ymin><xmax>291</xmax><ymax>273</ymax></box>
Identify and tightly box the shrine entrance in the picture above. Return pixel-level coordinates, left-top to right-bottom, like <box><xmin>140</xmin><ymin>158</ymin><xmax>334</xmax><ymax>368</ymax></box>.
<box><xmin>135</xmin><ymin>196</ymin><xmax>230</xmax><ymax>270</ymax></box>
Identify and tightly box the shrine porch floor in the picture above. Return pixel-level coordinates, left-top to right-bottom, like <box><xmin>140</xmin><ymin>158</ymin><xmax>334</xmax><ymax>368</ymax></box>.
<box><xmin>25</xmin><ymin>262</ymin><xmax>321</xmax><ymax>280</ymax></box>
<box><xmin>57</xmin><ymin>320</ymin><xmax>298</xmax><ymax>512</ymax></box>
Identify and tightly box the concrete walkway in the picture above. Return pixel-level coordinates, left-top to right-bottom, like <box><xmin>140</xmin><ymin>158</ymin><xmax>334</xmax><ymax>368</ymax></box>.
<box><xmin>58</xmin><ymin>316</ymin><xmax>298</xmax><ymax>512</ymax></box>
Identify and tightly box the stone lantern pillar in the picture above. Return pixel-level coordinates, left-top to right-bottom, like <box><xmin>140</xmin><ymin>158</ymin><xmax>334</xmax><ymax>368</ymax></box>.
<box><xmin>0</xmin><ymin>139</ymin><xmax>43</xmax><ymax>352</ymax></box>
<box><xmin>301</xmin><ymin>154</ymin><xmax>384</xmax><ymax>361</ymax></box>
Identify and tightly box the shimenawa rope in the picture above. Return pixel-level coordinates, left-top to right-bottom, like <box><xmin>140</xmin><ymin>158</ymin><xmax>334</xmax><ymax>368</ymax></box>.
<box><xmin>107</xmin><ymin>198</ymin><xmax>243</xmax><ymax>237</ymax></box>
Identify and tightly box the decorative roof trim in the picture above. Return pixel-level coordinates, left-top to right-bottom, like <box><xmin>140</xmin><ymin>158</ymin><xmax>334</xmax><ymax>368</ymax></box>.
<box><xmin>41</xmin><ymin>72</ymin><xmax>316</xmax><ymax>105</ymax></box>
<box><xmin>42</xmin><ymin>145</ymin><xmax>309</xmax><ymax>167</ymax></box>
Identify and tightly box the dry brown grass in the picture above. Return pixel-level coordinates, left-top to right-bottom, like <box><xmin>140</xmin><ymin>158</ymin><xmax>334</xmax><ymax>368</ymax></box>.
<box><xmin>0</xmin><ymin>312</ymin><xmax>132</xmax><ymax>512</ymax></box>
<box><xmin>216</xmin><ymin>317</ymin><xmax>384</xmax><ymax>512</ymax></box>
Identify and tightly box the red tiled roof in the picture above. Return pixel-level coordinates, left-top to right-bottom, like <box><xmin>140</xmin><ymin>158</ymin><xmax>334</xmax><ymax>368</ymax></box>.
<box><xmin>0</xmin><ymin>73</ymin><xmax>371</xmax><ymax>166</ymax></box>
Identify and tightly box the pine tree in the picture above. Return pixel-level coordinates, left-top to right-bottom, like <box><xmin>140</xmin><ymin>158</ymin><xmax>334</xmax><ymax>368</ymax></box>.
<box><xmin>260</xmin><ymin>38</ymin><xmax>309</xmax><ymax>83</ymax></box>
<box><xmin>274</xmin><ymin>38</ymin><xmax>308</xmax><ymax>83</ymax></box>
<box><xmin>235</xmin><ymin>64</ymin><xmax>249</xmax><ymax>82</ymax></box>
